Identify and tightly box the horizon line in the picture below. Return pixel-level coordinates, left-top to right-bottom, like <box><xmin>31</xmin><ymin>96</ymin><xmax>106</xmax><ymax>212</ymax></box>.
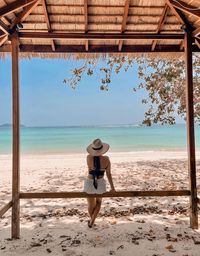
<box><xmin>0</xmin><ymin>123</ymin><xmax>188</xmax><ymax>128</ymax></box>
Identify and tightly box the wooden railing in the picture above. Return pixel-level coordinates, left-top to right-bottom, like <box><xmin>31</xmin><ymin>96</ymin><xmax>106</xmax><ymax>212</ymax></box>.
<box><xmin>0</xmin><ymin>200</ymin><xmax>13</xmax><ymax>218</ymax></box>
<box><xmin>20</xmin><ymin>190</ymin><xmax>190</xmax><ymax>199</ymax></box>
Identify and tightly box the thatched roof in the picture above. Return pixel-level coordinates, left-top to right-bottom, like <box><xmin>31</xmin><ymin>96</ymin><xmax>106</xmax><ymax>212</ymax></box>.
<box><xmin>0</xmin><ymin>0</ymin><xmax>200</xmax><ymax>59</ymax></box>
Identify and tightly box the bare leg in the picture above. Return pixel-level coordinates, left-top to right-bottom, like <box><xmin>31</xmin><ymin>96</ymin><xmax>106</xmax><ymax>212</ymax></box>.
<box><xmin>90</xmin><ymin>197</ymin><xmax>102</xmax><ymax>227</ymax></box>
<box><xmin>87</xmin><ymin>198</ymin><xmax>96</xmax><ymax>218</ymax></box>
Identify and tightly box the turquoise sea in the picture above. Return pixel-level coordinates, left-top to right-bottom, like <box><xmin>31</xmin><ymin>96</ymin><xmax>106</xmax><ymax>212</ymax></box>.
<box><xmin>0</xmin><ymin>124</ymin><xmax>200</xmax><ymax>154</ymax></box>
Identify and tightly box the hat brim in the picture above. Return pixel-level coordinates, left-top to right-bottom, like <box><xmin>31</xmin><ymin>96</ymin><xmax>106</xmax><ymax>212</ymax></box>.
<box><xmin>87</xmin><ymin>143</ymin><xmax>110</xmax><ymax>156</ymax></box>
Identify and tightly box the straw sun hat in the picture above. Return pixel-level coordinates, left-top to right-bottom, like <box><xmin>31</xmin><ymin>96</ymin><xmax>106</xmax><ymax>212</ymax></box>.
<box><xmin>87</xmin><ymin>139</ymin><xmax>109</xmax><ymax>156</ymax></box>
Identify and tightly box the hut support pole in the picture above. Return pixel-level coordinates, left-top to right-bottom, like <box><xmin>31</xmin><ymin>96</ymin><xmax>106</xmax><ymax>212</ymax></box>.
<box><xmin>185</xmin><ymin>30</ymin><xmax>198</xmax><ymax>229</ymax></box>
<box><xmin>11</xmin><ymin>32</ymin><xmax>20</xmax><ymax>239</ymax></box>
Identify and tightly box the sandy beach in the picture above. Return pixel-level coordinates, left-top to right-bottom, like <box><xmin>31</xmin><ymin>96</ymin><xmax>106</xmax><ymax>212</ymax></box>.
<box><xmin>0</xmin><ymin>151</ymin><xmax>200</xmax><ymax>256</ymax></box>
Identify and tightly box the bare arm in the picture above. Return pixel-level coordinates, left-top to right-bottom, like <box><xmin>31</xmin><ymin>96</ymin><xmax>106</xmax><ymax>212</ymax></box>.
<box><xmin>105</xmin><ymin>158</ymin><xmax>115</xmax><ymax>191</ymax></box>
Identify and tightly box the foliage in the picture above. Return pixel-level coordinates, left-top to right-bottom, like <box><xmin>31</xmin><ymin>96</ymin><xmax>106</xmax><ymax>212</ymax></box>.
<box><xmin>63</xmin><ymin>54</ymin><xmax>200</xmax><ymax>125</ymax></box>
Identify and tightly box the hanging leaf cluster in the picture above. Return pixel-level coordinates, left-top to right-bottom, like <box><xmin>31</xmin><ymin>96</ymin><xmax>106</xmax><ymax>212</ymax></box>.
<box><xmin>63</xmin><ymin>54</ymin><xmax>200</xmax><ymax>125</ymax></box>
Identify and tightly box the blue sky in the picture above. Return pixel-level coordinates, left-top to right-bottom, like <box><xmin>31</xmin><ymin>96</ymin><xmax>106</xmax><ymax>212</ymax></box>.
<box><xmin>0</xmin><ymin>56</ymin><xmax>181</xmax><ymax>126</ymax></box>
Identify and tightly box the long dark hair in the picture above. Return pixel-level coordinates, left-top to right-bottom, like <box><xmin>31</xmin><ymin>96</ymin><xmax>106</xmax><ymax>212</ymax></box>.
<box><xmin>93</xmin><ymin>156</ymin><xmax>100</xmax><ymax>170</ymax></box>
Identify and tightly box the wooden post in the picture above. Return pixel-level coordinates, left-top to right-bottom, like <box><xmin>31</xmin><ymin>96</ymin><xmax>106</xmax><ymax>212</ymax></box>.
<box><xmin>185</xmin><ymin>30</ymin><xmax>198</xmax><ymax>229</ymax></box>
<box><xmin>11</xmin><ymin>32</ymin><xmax>20</xmax><ymax>239</ymax></box>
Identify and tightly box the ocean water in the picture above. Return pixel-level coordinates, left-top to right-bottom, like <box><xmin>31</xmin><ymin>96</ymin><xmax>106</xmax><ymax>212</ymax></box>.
<box><xmin>0</xmin><ymin>124</ymin><xmax>200</xmax><ymax>154</ymax></box>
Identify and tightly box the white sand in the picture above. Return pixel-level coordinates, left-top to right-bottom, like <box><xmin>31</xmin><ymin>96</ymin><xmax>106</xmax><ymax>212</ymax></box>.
<box><xmin>0</xmin><ymin>151</ymin><xmax>200</xmax><ymax>256</ymax></box>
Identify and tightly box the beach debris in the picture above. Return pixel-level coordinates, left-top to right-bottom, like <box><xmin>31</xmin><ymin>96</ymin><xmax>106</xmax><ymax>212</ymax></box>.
<box><xmin>0</xmin><ymin>246</ymin><xmax>6</xmax><ymax>250</ymax></box>
<box><xmin>30</xmin><ymin>242</ymin><xmax>42</xmax><ymax>247</ymax></box>
<box><xmin>95</xmin><ymin>236</ymin><xmax>101</xmax><ymax>241</ymax></box>
<box><xmin>132</xmin><ymin>239</ymin><xmax>139</xmax><ymax>245</ymax></box>
<box><xmin>70</xmin><ymin>239</ymin><xmax>81</xmax><ymax>247</ymax></box>
<box><xmin>126</xmin><ymin>216</ymin><xmax>133</xmax><ymax>221</ymax></box>
<box><xmin>165</xmin><ymin>244</ymin><xmax>174</xmax><ymax>250</ymax></box>
<box><xmin>168</xmin><ymin>205</ymin><xmax>188</xmax><ymax>215</ymax></box>
<box><xmin>192</xmin><ymin>237</ymin><xmax>200</xmax><ymax>245</ymax></box>
<box><xmin>59</xmin><ymin>235</ymin><xmax>70</xmax><ymax>239</ymax></box>
<box><xmin>131</xmin><ymin>205</ymin><xmax>162</xmax><ymax>215</ymax></box>
<box><xmin>109</xmin><ymin>219</ymin><xmax>117</xmax><ymax>225</ymax></box>
<box><xmin>136</xmin><ymin>219</ymin><xmax>145</xmax><ymax>223</ymax></box>
<box><xmin>109</xmin><ymin>250</ymin><xmax>115</xmax><ymax>255</ymax></box>
<box><xmin>165</xmin><ymin>244</ymin><xmax>176</xmax><ymax>252</ymax></box>
<box><xmin>166</xmin><ymin>234</ymin><xmax>178</xmax><ymax>242</ymax></box>
<box><xmin>131</xmin><ymin>235</ymin><xmax>140</xmax><ymax>245</ymax></box>
<box><xmin>117</xmin><ymin>245</ymin><xmax>124</xmax><ymax>250</ymax></box>
<box><xmin>46</xmin><ymin>248</ymin><xmax>52</xmax><ymax>253</ymax></box>
<box><xmin>61</xmin><ymin>245</ymin><xmax>67</xmax><ymax>252</ymax></box>
<box><xmin>5</xmin><ymin>238</ymin><xmax>12</xmax><ymax>241</ymax></box>
<box><xmin>59</xmin><ymin>236</ymin><xmax>72</xmax><ymax>245</ymax></box>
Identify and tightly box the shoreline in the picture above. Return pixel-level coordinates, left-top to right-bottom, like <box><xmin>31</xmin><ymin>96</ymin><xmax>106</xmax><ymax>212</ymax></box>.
<box><xmin>1</xmin><ymin>150</ymin><xmax>200</xmax><ymax>159</ymax></box>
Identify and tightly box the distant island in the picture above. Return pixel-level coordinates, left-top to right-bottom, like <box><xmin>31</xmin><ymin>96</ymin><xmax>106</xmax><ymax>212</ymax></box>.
<box><xmin>0</xmin><ymin>123</ymin><xmax>27</xmax><ymax>128</ymax></box>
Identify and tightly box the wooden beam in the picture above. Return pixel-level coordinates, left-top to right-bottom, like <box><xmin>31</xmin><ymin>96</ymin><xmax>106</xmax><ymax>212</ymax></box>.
<box><xmin>118</xmin><ymin>0</ymin><xmax>130</xmax><ymax>51</ymax></box>
<box><xmin>166</xmin><ymin>0</ymin><xmax>191</xmax><ymax>26</ymax></box>
<box><xmin>41</xmin><ymin>0</ymin><xmax>55</xmax><ymax>51</ymax></box>
<box><xmin>0</xmin><ymin>19</ymin><xmax>9</xmax><ymax>34</ymax></box>
<box><xmin>0</xmin><ymin>0</ymin><xmax>36</xmax><ymax>17</ymax></box>
<box><xmin>152</xmin><ymin>4</ymin><xmax>169</xmax><ymax>51</ymax></box>
<box><xmin>17</xmin><ymin>32</ymin><xmax>185</xmax><ymax>40</ymax></box>
<box><xmin>170</xmin><ymin>0</ymin><xmax>200</xmax><ymax>19</ymax></box>
<box><xmin>11</xmin><ymin>0</ymin><xmax>40</xmax><ymax>29</ymax></box>
<box><xmin>195</xmin><ymin>38</ymin><xmax>200</xmax><ymax>49</ymax></box>
<box><xmin>2</xmin><ymin>16</ymin><xmax>11</xmax><ymax>26</ymax></box>
<box><xmin>0</xmin><ymin>0</ymin><xmax>16</xmax><ymax>28</ymax></box>
<box><xmin>11</xmin><ymin>32</ymin><xmax>20</xmax><ymax>239</ymax></box>
<box><xmin>193</xmin><ymin>26</ymin><xmax>200</xmax><ymax>37</ymax></box>
<box><xmin>156</xmin><ymin>5</ymin><xmax>169</xmax><ymax>34</ymax></box>
<box><xmin>84</xmin><ymin>0</ymin><xmax>88</xmax><ymax>51</ymax></box>
<box><xmin>20</xmin><ymin>21</ymin><xmax>181</xmax><ymax>26</ymax></box>
<box><xmin>0</xmin><ymin>201</ymin><xmax>12</xmax><ymax>218</ymax></box>
<box><xmin>0</xmin><ymin>34</ymin><xmax>7</xmax><ymax>46</ymax></box>
<box><xmin>41</xmin><ymin>0</ymin><xmax>51</xmax><ymax>30</ymax></box>
<box><xmin>85</xmin><ymin>40</ymin><xmax>89</xmax><ymax>51</ymax></box>
<box><xmin>2</xmin><ymin>44</ymin><xmax>200</xmax><ymax>53</ymax></box>
<box><xmin>185</xmin><ymin>30</ymin><xmax>198</xmax><ymax>229</ymax></box>
<box><xmin>20</xmin><ymin>190</ymin><xmax>191</xmax><ymax>199</ymax></box>
<box><xmin>121</xmin><ymin>0</ymin><xmax>131</xmax><ymax>32</ymax></box>
<box><xmin>180</xmin><ymin>40</ymin><xmax>184</xmax><ymax>50</ymax></box>
<box><xmin>51</xmin><ymin>40</ymin><xmax>55</xmax><ymax>51</ymax></box>
<box><xmin>84</xmin><ymin>0</ymin><xmax>88</xmax><ymax>33</ymax></box>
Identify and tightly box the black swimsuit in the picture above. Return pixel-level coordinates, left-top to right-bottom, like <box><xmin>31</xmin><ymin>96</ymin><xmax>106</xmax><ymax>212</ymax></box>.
<box><xmin>89</xmin><ymin>156</ymin><xmax>105</xmax><ymax>189</ymax></box>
